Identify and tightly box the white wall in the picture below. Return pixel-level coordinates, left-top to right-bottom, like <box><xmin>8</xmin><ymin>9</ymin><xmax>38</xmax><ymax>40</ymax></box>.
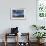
<box><xmin>0</xmin><ymin>0</ymin><xmax>36</xmax><ymax>42</ymax></box>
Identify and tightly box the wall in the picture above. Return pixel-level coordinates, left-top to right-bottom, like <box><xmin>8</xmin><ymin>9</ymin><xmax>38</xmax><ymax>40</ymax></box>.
<box><xmin>0</xmin><ymin>0</ymin><xmax>36</xmax><ymax>42</ymax></box>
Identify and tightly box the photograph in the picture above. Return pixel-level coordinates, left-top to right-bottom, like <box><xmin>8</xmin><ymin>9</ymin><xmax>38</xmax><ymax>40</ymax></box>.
<box><xmin>10</xmin><ymin>8</ymin><xmax>24</xmax><ymax>19</ymax></box>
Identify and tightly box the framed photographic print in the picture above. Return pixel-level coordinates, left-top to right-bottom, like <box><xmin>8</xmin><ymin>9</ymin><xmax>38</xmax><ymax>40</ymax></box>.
<box><xmin>10</xmin><ymin>8</ymin><xmax>25</xmax><ymax>20</ymax></box>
